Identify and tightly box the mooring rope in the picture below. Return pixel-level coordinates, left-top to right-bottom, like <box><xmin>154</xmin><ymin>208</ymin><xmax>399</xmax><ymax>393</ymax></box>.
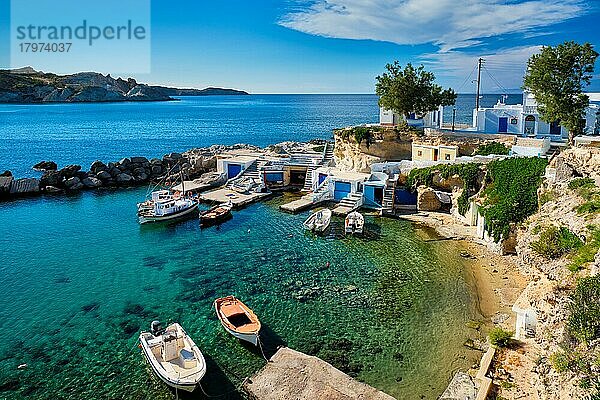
<box><xmin>256</xmin><ymin>336</ymin><xmax>270</xmax><ymax>363</ymax></box>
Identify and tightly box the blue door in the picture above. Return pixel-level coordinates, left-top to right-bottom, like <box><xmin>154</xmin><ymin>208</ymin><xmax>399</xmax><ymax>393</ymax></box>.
<box><xmin>318</xmin><ymin>173</ymin><xmax>327</xmax><ymax>185</ymax></box>
<box><xmin>334</xmin><ymin>181</ymin><xmax>351</xmax><ymax>201</ymax></box>
<box><xmin>498</xmin><ymin>117</ymin><xmax>508</xmax><ymax>133</ymax></box>
<box><xmin>227</xmin><ymin>164</ymin><xmax>242</xmax><ymax>179</ymax></box>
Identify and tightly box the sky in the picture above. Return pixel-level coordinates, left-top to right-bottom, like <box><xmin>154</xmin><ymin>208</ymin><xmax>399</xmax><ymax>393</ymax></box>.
<box><xmin>0</xmin><ymin>0</ymin><xmax>599</xmax><ymax>93</ymax></box>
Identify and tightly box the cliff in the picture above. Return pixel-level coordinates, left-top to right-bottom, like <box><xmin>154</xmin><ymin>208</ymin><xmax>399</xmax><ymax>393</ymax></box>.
<box><xmin>0</xmin><ymin>68</ymin><xmax>248</xmax><ymax>103</ymax></box>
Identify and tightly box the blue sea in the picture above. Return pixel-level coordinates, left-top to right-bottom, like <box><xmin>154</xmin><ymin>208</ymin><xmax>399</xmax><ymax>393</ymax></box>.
<box><xmin>0</xmin><ymin>94</ymin><xmax>517</xmax><ymax>177</ymax></box>
<box><xmin>0</xmin><ymin>94</ymin><xmax>500</xmax><ymax>399</ymax></box>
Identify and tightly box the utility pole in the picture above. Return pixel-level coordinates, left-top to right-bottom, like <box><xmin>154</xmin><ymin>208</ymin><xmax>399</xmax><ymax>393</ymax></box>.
<box><xmin>475</xmin><ymin>58</ymin><xmax>484</xmax><ymax>111</ymax></box>
<box><xmin>452</xmin><ymin>107</ymin><xmax>456</xmax><ymax>132</ymax></box>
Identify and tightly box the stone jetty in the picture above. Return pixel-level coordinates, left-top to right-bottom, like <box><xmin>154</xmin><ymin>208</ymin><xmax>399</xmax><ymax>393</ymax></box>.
<box><xmin>0</xmin><ymin>141</ymin><xmax>323</xmax><ymax>201</ymax></box>
<box><xmin>243</xmin><ymin>347</ymin><xmax>395</xmax><ymax>400</ymax></box>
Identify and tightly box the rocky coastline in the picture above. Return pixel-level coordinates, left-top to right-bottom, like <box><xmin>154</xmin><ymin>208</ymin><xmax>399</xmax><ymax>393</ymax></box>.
<box><xmin>0</xmin><ymin>140</ymin><xmax>328</xmax><ymax>200</ymax></box>
<box><xmin>0</xmin><ymin>68</ymin><xmax>248</xmax><ymax>103</ymax></box>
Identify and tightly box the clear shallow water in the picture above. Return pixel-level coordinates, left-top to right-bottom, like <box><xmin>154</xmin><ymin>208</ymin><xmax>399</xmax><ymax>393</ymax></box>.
<box><xmin>0</xmin><ymin>190</ymin><xmax>485</xmax><ymax>399</ymax></box>
<box><xmin>0</xmin><ymin>93</ymin><xmax>517</xmax><ymax>178</ymax></box>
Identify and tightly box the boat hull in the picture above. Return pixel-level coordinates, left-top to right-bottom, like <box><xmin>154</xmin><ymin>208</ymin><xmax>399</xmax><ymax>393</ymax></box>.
<box><xmin>139</xmin><ymin>202</ymin><xmax>199</xmax><ymax>224</ymax></box>
<box><xmin>220</xmin><ymin>323</ymin><xmax>259</xmax><ymax>346</ymax></box>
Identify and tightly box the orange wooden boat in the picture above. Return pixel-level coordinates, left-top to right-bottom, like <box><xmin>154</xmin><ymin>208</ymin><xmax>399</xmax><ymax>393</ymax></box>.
<box><xmin>214</xmin><ymin>296</ymin><xmax>261</xmax><ymax>345</ymax></box>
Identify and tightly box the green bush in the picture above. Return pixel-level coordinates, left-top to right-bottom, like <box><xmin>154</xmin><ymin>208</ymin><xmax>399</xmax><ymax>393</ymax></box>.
<box><xmin>474</xmin><ymin>142</ymin><xmax>510</xmax><ymax>156</ymax></box>
<box><xmin>480</xmin><ymin>157</ymin><xmax>548</xmax><ymax>242</ymax></box>
<box><xmin>567</xmin><ymin>275</ymin><xmax>600</xmax><ymax>344</ymax></box>
<box><xmin>577</xmin><ymin>200</ymin><xmax>600</xmax><ymax>215</ymax></box>
<box><xmin>568</xmin><ymin>177</ymin><xmax>596</xmax><ymax>190</ymax></box>
<box><xmin>549</xmin><ymin>351</ymin><xmax>571</xmax><ymax>373</ymax></box>
<box><xmin>530</xmin><ymin>226</ymin><xmax>583</xmax><ymax>259</ymax></box>
<box><xmin>489</xmin><ymin>327</ymin><xmax>513</xmax><ymax>348</ymax></box>
<box><xmin>568</xmin><ymin>226</ymin><xmax>600</xmax><ymax>271</ymax></box>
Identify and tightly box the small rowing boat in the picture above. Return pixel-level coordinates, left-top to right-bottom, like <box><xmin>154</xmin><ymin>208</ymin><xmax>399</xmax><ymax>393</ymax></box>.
<box><xmin>214</xmin><ymin>296</ymin><xmax>261</xmax><ymax>346</ymax></box>
<box><xmin>303</xmin><ymin>209</ymin><xmax>332</xmax><ymax>233</ymax></box>
<box><xmin>199</xmin><ymin>201</ymin><xmax>233</xmax><ymax>227</ymax></box>
<box><xmin>345</xmin><ymin>211</ymin><xmax>364</xmax><ymax>234</ymax></box>
<box><xmin>139</xmin><ymin>321</ymin><xmax>206</xmax><ymax>392</ymax></box>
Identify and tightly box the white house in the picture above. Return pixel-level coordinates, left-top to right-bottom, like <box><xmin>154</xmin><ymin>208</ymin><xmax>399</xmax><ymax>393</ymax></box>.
<box><xmin>380</xmin><ymin>106</ymin><xmax>444</xmax><ymax>128</ymax></box>
<box><xmin>473</xmin><ymin>91</ymin><xmax>599</xmax><ymax>140</ymax></box>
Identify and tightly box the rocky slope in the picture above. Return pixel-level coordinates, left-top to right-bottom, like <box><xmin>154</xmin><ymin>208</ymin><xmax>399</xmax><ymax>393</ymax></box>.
<box><xmin>493</xmin><ymin>146</ymin><xmax>600</xmax><ymax>400</ymax></box>
<box><xmin>0</xmin><ymin>68</ymin><xmax>248</xmax><ymax>103</ymax></box>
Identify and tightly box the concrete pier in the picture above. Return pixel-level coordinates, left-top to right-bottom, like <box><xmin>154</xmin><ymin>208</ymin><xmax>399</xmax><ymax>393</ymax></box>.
<box><xmin>243</xmin><ymin>347</ymin><xmax>395</xmax><ymax>400</ymax></box>
<box><xmin>199</xmin><ymin>188</ymin><xmax>271</xmax><ymax>208</ymax></box>
<box><xmin>279</xmin><ymin>196</ymin><xmax>320</xmax><ymax>213</ymax></box>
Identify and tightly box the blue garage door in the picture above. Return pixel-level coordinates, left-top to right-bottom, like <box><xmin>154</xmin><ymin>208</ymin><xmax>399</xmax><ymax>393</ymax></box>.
<box><xmin>334</xmin><ymin>181</ymin><xmax>351</xmax><ymax>201</ymax></box>
<box><xmin>265</xmin><ymin>172</ymin><xmax>284</xmax><ymax>183</ymax></box>
<box><xmin>227</xmin><ymin>164</ymin><xmax>242</xmax><ymax>179</ymax></box>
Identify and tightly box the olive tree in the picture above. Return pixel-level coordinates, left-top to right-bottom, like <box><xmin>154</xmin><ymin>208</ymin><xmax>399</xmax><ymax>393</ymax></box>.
<box><xmin>375</xmin><ymin>61</ymin><xmax>456</xmax><ymax>119</ymax></box>
<box><xmin>523</xmin><ymin>41</ymin><xmax>598</xmax><ymax>144</ymax></box>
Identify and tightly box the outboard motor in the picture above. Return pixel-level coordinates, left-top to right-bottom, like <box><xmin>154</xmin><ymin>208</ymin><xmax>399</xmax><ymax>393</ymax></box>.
<box><xmin>150</xmin><ymin>320</ymin><xmax>163</xmax><ymax>337</ymax></box>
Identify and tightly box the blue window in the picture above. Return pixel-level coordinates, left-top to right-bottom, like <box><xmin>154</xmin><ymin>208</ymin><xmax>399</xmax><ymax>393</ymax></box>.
<box><xmin>265</xmin><ymin>172</ymin><xmax>284</xmax><ymax>182</ymax></box>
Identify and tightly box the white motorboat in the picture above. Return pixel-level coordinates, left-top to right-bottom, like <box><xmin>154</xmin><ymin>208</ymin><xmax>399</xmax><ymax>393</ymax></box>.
<box><xmin>214</xmin><ymin>296</ymin><xmax>261</xmax><ymax>346</ymax></box>
<box><xmin>139</xmin><ymin>321</ymin><xmax>206</xmax><ymax>392</ymax></box>
<box><xmin>137</xmin><ymin>190</ymin><xmax>199</xmax><ymax>224</ymax></box>
<box><xmin>303</xmin><ymin>209</ymin><xmax>332</xmax><ymax>233</ymax></box>
<box><xmin>345</xmin><ymin>211</ymin><xmax>364</xmax><ymax>234</ymax></box>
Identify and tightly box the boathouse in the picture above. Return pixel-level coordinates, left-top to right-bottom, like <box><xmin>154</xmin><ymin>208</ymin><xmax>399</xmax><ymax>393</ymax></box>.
<box><xmin>217</xmin><ymin>155</ymin><xmax>258</xmax><ymax>179</ymax></box>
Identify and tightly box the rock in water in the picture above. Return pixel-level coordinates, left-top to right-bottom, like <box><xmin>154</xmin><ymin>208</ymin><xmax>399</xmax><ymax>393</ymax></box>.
<box><xmin>33</xmin><ymin>160</ymin><xmax>57</xmax><ymax>171</ymax></box>
<box><xmin>82</xmin><ymin>177</ymin><xmax>103</xmax><ymax>188</ymax></box>
<box><xmin>9</xmin><ymin>178</ymin><xmax>40</xmax><ymax>196</ymax></box>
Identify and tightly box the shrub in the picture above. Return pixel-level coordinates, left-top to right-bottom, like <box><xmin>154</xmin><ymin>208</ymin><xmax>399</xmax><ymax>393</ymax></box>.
<box><xmin>568</xmin><ymin>178</ymin><xmax>596</xmax><ymax>190</ymax></box>
<box><xmin>530</xmin><ymin>226</ymin><xmax>583</xmax><ymax>259</ymax></box>
<box><xmin>568</xmin><ymin>226</ymin><xmax>600</xmax><ymax>271</ymax></box>
<box><xmin>489</xmin><ymin>327</ymin><xmax>513</xmax><ymax>348</ymax></box>
<box><xmin>539</xmin><ymin>190</ymin><xmax>556</xmax><ymax>206</ymax></box>
<box><xmin>577</xmin><ymin>200</ymin><xmax>600</xmax><ymax>215</ymax></box>
<box><xmin>474</xmin><ymin>142</ymin><xmax>510</xmax><ymax>156</ymax></box>
<box><xmin>549</xmin><ymin>351</ymin><xmax>571</xmax><ymax>372</ymax></box>
<box><xmin>567</xmin><ymin>275</ymin><xmax>600</xmax><ymax>344</ymax></box>
<box><xmin>480</xmin><ymin>157</ymin><xmax>548</xmax><ymax>242</ymax></box>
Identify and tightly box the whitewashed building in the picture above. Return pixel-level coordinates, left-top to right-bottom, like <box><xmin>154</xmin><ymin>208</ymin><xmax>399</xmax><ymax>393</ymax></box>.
<box><xmin>473</xmin><ymin>91</ymin><xmax>599</xmax><ymax>140</ymax></box>
<box><xmin>380</xmin><ymin>106</ymin><xmax>444</xmax><ymax>128</ymax></box>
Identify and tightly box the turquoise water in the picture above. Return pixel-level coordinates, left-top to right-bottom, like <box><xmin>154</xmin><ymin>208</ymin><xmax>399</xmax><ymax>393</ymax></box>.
<box><xmin>0</xmin><ymin>190</ymin><xmax>484</xmax><ymax>399</ymax></box>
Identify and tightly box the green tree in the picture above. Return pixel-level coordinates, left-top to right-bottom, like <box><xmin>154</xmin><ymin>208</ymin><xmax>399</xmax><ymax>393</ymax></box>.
<box><xmin>523</xmin><ymin>41</ymin><xmax>598</xmax><ymax>144</ymax></box>
<box><xmin>376</xmin><ymin>62</ymin><xmax>456</xmax><ymax>119</ymax></box>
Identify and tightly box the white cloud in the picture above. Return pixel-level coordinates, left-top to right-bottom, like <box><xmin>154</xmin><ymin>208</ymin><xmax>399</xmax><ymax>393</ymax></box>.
<box><xmin>279</xmin><ymin>0</ymin><xmax>585</xmax><ymax>52</ymax></box>
<box><xmin>420</xmin><ymin>45</ymin><xmax>542</xmax><ymax>92</ymax></box>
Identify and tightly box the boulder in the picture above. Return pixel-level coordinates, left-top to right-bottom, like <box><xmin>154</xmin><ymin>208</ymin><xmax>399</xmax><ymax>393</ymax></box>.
<box><xmin>130</xmin><ymin>156</ymin><xmax>148</xmax><ymax>164</ymax></box>
<box><xmin>0</xmin><ymin>175</ymin><xmax>13</xmax><ymax>195</ymax></box>
<box><xmin>417</xmin><ymin>186</ymin><xmax>442</xmax><ymax>211</ymax></box>
<box><xmin>58</xmin><ymin>165</ymin><xmax>81</xmax><ymax>179</ymax></box>
<box><xmin>96</xmin><ymin>171</ymin><xmax>112</xmax><ymax>181</ymax></box>
<box><xmin>44</xmin><ymin>185</ymin><xmax>63</xmax><ymax>193</ymax></box>
<box><xmin>134</xmin><ymin>173</ymin><xmax>148</xmax><ymax>182</ymax></box>
<box><xmin>116</xmin><ymin>173</ymin><xmax>133</xmax><ymax>184</ymax></box>
<box><xmin>118</xmin><ymin>158</ymin><xmax>131</xmax><ymax>167</ymax></box>
<box><xmin>76</xmin><ymin>171</ymin><xmax>89</xmax><ymax>180</ymax></box>
<box><xmin>64</xmin><ymin>176</ymin><xmax>81</xmax><ymax>189</ymax></box>
<box><xmin>133</xmin><ymin>167</ymin><xmax>146</xmax><ymax>176</ymax></box>
<box><xmin>109</xmin><ymin>167</ymin><xmax>121</xmax><ymax>177</ymax></box>
<box><xmin>0</xmin><ymin>170</ymin><xmax>12</xmax><ymax>177</ymax></box>
<box><xmin>151</xmin><ymin>165</ymin><xmax>162</xmax><ymax>175</ymax></box>
<box><xmin>40</xmin><ymin>171</ymin><xmax>60</xmax><ymax>187</ymax></box>
<box><xmin>90</xmin><ymin>160</ymin><xmax>108</xmax><ymax>173</ymax></box>
<box><xmin>150</xmin><ymin>158</ymin><xmax>162</xmax><ymax>166</ymax></box>
<box><xmin>33</xmin><ymin>160</ymin><xmax>58</xmax><ymax>171</ymax></box>
<box><xmin>82</xmin><ymin>177</ymin><xmax>102</xmax><ymax>188</ymax></box>
<box><xmin>9</xmin><ymin>178</ymin><xmax>40</xmax><ymax>195</ymax></box>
